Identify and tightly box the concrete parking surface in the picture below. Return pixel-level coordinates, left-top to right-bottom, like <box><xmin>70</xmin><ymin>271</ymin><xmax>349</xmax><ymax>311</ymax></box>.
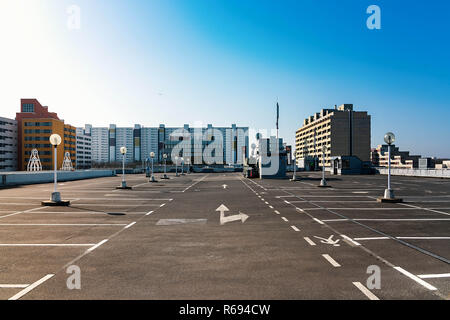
<box><xmin>0</xmin><ymin>172</ymin><xmax>449</xmax><ymax>300</ymax></box>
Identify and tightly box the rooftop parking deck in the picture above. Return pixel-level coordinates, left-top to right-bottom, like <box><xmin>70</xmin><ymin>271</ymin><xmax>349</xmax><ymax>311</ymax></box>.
<box><xmin>0</xmin><ymin>172</ymin><xmax>449</xmax><ymax>300</ymax></box>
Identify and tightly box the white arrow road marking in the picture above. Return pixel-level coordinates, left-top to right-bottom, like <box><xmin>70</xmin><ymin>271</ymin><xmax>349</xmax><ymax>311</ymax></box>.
<box><xmin>314</xmin><ymin>235</ymin><xmax>340</xmax><ymax>246</ymax></box>
<box><xmin>222</xmin><ymin>184</ymin><xmax>228</xmax><ymax>189</ymax></box>
<box><xmin>215</xmin><ymin>204</ymin><xmax>249</xmax><ymax>225</ymax></box>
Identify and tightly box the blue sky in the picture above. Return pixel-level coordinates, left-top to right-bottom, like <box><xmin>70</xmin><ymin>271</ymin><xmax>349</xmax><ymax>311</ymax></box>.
<box><xmin>1</xmin><ymin>0</ymin><xmax>449</xmax><ymax>157</ymax></box>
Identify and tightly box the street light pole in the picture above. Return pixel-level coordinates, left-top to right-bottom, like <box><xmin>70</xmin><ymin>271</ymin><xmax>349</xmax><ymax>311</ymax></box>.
<box><xmin>291</xmin><ymin>147</ymin><xmax>299</xmax><ymax>181</ymax></box>
<box><xmin>116</xmin><ymin>146</ymin><xmax>131</xmax><ymax>189</ymax></box>
<box><xmin>318</xmin><ymin>145</ymin><xmax>329</xmax><ymax>187</ymax></box>
<box><xmin>388</xmin><ymin>144</ymin><xmax>391</xmax><ymax>192</ymax></box>
<box><xmin>150</xmin><ymin>152</ymin><xmax>157</xmax><ymax>182</ymax></box>
<box><xmin>175</xmin><ymin>156</ymin><xmax>179</xmax><ymax>177</ymax></box>
<box><xmin>181</xmin><ymin>157</ymin><xmax>185</xmax><ymax>175</ymax></box>
<box><xmin>42</xmin><ymin>134</ymin><xmax>70</xmax><ymax>206</ymax></box>
<box><xmin>53</xmin><ymin>144</ymin><xmax>58</xmax><ymax>195</ymax></box>
<box><xmin>378</xmin><ymin>132</ymin><xmax>402</xmax><ymax>202</ymax></box>
<box><xmin>162</xmin><ymin>153</ymin><xmax>169</xmax><ymax>179</ymax></box>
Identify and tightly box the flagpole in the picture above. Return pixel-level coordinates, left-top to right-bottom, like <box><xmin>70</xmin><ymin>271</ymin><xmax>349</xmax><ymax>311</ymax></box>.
<box><xmin>276</xmin><ymin>101</ymin><xmax>279</xmax><ymax>140</ymax></box>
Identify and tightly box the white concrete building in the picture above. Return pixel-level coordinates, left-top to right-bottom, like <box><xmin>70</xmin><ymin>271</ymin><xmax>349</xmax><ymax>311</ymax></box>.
<box><xmin>76</xmin><ymin>127</ymin><xmax>92</xmax><ymax>169</ymax></box>
<box><xmin>83</xmin><ymin>123</ymin><xmax>249</xmax><ymax>165</ymax></box>
<box><xmin>0</xmin><ymin>117</ymin><xmax>18</xmax><ymax>171</ymax></box>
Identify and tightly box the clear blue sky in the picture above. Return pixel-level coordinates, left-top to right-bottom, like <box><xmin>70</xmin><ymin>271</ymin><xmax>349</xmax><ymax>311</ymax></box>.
<box><xmin>1</xmin><ymin>0</ymin><xmax>449</xmax><ymax>157</ymax></box>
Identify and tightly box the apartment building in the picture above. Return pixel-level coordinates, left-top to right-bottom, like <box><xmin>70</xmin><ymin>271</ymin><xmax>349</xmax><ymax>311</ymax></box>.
<box><xmin>76</xmin><ymin>127</ymin><xmax>92</xmax><ymax>169</ymax></box>
<box><xmin>0</xmin><ymin>117</ymin><xmax>18</xmax><ymax>171</ymax></box>
<box><xmin>84</xmin><ymin>123</ymin><xmax>249</xmax><ymax>165</ymax></box>
<box><xmin>16</xmin><ymin>99</ymin><xmax>76</xmax><ymax>170</ymax></box>
<box><xmin>295</xmin><ymin>104</ymin><xmax>371</xmax><ymax>167</ymax></box>
<box><xmin>371</xmin><ymin>144</ymin><xmax>421</xmax><ymax>169</ymax></box>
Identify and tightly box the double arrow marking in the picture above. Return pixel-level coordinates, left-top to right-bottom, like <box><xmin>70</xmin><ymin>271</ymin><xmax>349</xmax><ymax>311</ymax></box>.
<box><xmin>216</xmin><ymin>204</ymin><xmax>249</xmax><ymax>225</ymax></box>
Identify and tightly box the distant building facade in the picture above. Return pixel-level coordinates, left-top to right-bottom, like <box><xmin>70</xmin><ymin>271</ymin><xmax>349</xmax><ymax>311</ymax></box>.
<box><xmin>84</xmin><ymin>123</ymin><xmax>249</xmax><ymax>165</ymax></box>
<box><xmin>16</xmin><ymin>99</ymin><xmax>76</xmax><ymax>171</ymax></box>
<box><xmin>0</xmin><ymin>117</ymin><xmax>18</xmax><ymax>172</ymax></box>
<box><xmin>76</xmin><ymin>128</ymin><xmax>92</xmax><ymax>169</ymax></box>
<box><xmin>371</xmin><ymin>144</ymin><xmax>421</xmax><ymax>169</ymax></box>
<box><xmin>295</xmin><ymin>104</ymin><xmax>371</xmax><ymax>167</ymax></box>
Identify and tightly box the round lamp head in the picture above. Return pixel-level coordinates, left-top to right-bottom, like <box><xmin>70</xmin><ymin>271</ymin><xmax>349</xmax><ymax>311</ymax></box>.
<box><xmin>150</xmin><ymin>151</ymin><xmax>155</xmax><ymax>158</ymax></box>
<box><xmin>49</xmin><ymin>134</ymin><xmax>62</xmax><ymax>146</ymax></box>
<box><xmin>181</xmin><ymin>157</ymin><xmax>184</xmax><ymax>161</ymax></box>
<box><xmin>384</xmin><ymin>132</ymin><xmax>395</xmax><ymax>145</ymax></box>
<box><xmin>163</xmin><ymin>154</ymin><xmax>167</xmax><ymax>159</ymax></box>
<box><xmin>120</xmin><ymin>146</ymin><xmax>127</xmax><ymax>155</ymax></box>
<box><xmin>175</xmin><ymin>156</ymin><xmax>178</xmax><ymax>160</ymax></box>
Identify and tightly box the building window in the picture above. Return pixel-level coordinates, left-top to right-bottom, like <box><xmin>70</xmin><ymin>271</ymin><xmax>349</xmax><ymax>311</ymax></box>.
<box><xmin>22</xmin><ymin>103</ymin><xmax>35</xmax><ymax>113</ymax></box>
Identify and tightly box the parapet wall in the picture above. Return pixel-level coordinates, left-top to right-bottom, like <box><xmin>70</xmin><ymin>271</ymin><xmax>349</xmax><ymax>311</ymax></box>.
<box><xmin>376</xmin><ymin>168</ymin><xmax>450</xmax><ymax>179</ymax></box>
<box><xmin>0</xmin><ymin>170</ymin><xmax>116</xmax><ymax>187</ymax></box>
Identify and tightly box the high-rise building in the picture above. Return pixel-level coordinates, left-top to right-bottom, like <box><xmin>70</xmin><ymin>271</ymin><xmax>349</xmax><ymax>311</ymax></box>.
<box><xmin>295</xmin><ymin>104</ymin><xmax>371</xmax><ymax>167</ymax></box>
<box><xmin>76</xmin><ymin>127</ymin><xmax>92</xmax><ymax>169</ymax></box>
<box><xmin>86</xmin><ymin>125</ymin><xmax>109</xmax><ymax>164</ymax></box>
<box><xmin>84</xmin><ymin>123</ymin><xmax>249</xmax><ymax>165</ymax></box>
<box><xmin>0</xmin><ymin>117</ymin><xmax>18</xmax><ymax>172</ymax></box>
<box><xmin>16</xmin><ymin>99</ymin><xmax>76</xmax><ymax>171</ymax></box>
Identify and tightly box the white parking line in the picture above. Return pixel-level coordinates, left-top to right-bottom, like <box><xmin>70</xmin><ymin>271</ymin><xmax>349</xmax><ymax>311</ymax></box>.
<box><xmin>322</xmin><ymin>254</ymin><xmax>341</xmax><ymax>267</ymax></box>
<box><xmin>394</xmin><ymin>266</ymin><xmax>437</xmax><ymax>291</ymax></box>
<box><xmin>269</xmin><ymin>205</ymin><xmax>274</xmax><ymax>209</ymax></box>
<box><xmin>0</xmin><ymin>223</ymin><xmax>127</xmax><ymax>226</ymax></box>
<box><xmin>160</xmin><ymin>203</ymin><xmax>166</xmax><ymax>207</ymax></box>
<box><xmin>9</xmin><ymin>274</ymin><xmax>54</xmax><ymax>300</ymax></box>
<box><xmin>0</xmin><ymin>207</ymin><xmax>45</xmax><ymax>219</ymax></box>
<box><xmin>323</xmin><ymin>218</ymin><xmax>450</xmax><ymax>222</ymax></box>
<box><xmin>354</xmin><ymin>237</ymin><xmax>390</xmax><ymax>241</ymax></box>
<box><xmin>418</xmin><ymin>273</ymin><xmax>450</xmax><ymax>279</ymax></box>
<box><xmin>313</xmin><ymin>218</ymin><xmax>324</xmax><ymax>225</ymax></box>
<box><xmin>0</xmin><ymin>284</ymin><xmax>29</xmax><ymax>288</ymax></box>
<box><xmin>274</xmin><ymin>210</ymin><xmax>280</xmax><ymax>215</ymax></box>
<box><xmin>291</xmin><ymin>226</ymin><xmax>300</xmax><ymax>232</ymax></box>
<box><xmin>86</xmin><ymin>239</ymin><xmax>108</xmax><ymax>253</ymax></box>
<box><xmin>355</xmin><ymin>236</ymin><xmax>450</xmax><ymax>241</ymax></box>
<box><xmin>340</xmin><ymin>235</ymin><xmax>361</xmax><ymax>246</ymax></box>
<box><xmin>146</xmin><ymin>210</ymin><xmax>154</xmax><ymax>216</ymax></box>
<box><xmin>352</xmin><ymin>282</ymin><xmax>379</xmax><ymax>300</ymax></box>
<box><xmin>124</xmin><ymin>222</ymin><xmax>136</xmax><ymax>229</ymax></box>
<box><xmin>0</xmin><ymin>243</ymin><xmax>95</xmax><ymax>247</ymax></box>
<box><xmin>281</xmin><ymin>217</ymin><xmax>289</xmax><ymax>222</ymax></box>
<box><xmin>304</xmin><ymin>237</ymin><xmax>316</xmax><ymax>245</ymax></box>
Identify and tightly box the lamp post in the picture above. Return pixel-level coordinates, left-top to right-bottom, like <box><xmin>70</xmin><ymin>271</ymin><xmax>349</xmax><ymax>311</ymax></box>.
<box><xmin>186</xmin><ymin>158</ymin><xmax>191</xmax><ymax>174</ymax></box>
<box><xmin>42</xmin><ymin>134</ymin><xmax>70</xmax><ymax>206</ymax></box>
<box><xmin>378</xmin><ymin>132</ymin><xmax>402</xmax><ymax>202</ymax></box>
<box><xmin>175</xmin><ymin>156</ymin><xmax>179</xmax><ymax>177</ymax></box>
<box><xmin>150</xmin><ymin>151</ymin><xmax>157</xmax><ymax>182</ymax></box>
<box><xmin>180</xmin><ymin>157</ymin><xmax>185</xmax><ymax>175</ymax></box>
<box><xmin>145</xmin><ymin>158</ymin><xmax>150</xmax><ymax>177</ymax></box>
<box><xmin>162</xmin><ymin>153</ymin><xmax>169</xmax><ymax>179</ymax></box>
<box><xmin>318</xmin><ymin>145</ymin><xmax>330</xmax><ymax>187</ymax></box>
<box><xmin>290</xmin><ymin>147</ymin><xmax>299</xmax><ymax>181</ymax></box>
<box><xmin>116</xmin><ymin>146</ymin><xmax>131</xmax><ymax>189</ymax></box>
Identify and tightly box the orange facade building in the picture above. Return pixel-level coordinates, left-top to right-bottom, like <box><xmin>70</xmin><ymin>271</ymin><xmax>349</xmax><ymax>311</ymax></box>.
<box><xmin>16</xmin><ymin>99</ymin><xmax>76</xmax><ymax>171</ymax></box>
